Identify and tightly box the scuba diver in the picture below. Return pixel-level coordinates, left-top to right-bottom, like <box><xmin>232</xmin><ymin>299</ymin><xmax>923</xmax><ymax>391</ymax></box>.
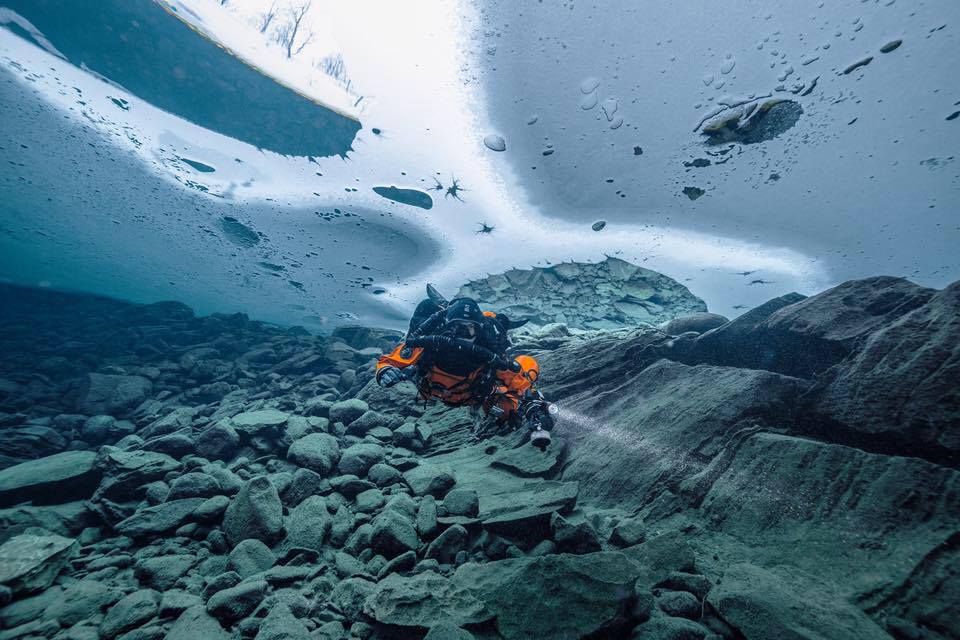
<box><xmin>376</xmin><ymin>286</ymin><xmax>556</xmax><ymax>449</ymax></box>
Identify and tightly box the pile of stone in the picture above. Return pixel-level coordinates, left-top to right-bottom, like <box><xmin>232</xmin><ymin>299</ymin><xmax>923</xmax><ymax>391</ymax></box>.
<box><xmin>456</xmin><ymin>257</ymin><xmax>707</xmax><ymax>330</ymax></box>
<box><xmin>0</xmin><ymin>272</ymin><xmax>956</xmax><ymax>640</ymax></box>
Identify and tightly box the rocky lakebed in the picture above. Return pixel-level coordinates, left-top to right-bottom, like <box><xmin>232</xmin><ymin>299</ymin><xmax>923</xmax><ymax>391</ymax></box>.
<box><xmin>0</xmin><ymin>268</ymin><xmax>957</xmax><ymax>640</ymax></box>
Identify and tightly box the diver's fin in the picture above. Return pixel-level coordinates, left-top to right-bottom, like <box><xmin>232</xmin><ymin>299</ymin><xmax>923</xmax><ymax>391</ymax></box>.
<box><xmin>426</xmin><ymin>283</ymin><xmax>448</xmax><ymax>306</ymax></box>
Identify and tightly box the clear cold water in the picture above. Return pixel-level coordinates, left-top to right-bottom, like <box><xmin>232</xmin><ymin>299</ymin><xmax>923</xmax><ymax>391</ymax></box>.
<box><xmin>1</xmin><ymin>0</ymin><xmax>958</xmax><ymax>329</ymax></box>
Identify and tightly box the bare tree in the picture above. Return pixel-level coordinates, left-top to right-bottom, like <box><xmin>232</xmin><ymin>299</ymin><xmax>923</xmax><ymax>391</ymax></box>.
<box><xmin>258</xmin><ymin>1</ymin><xmax>278</xmax><ymax>34</ymax></box>
<box><xmin>274</xmin><ymin>1</ymin><xmax>315</xmax><ymax>59</ymax></box>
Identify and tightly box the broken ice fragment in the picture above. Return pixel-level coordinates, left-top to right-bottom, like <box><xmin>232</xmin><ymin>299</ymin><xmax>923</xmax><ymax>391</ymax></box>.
<box><xmin>842</xmin><ymin>56</ymin><xmax>873</xmax><ymax>74</ymax></box>
<box><xmin>483</xmin><ymin>134</ymin><xmax>507</xmax><ymax>152</ymax></box>
<box><xmin>879</xmin><ymin>39</ymin><xmax>903</xmax><ymax>53</ymax></box>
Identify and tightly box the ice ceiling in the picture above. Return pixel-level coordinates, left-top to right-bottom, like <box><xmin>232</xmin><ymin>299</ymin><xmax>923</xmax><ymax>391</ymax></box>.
<box><xmin>1</xmin><ymin>0</ymin><xmax>957</xmax><ymax>330</ymax></box>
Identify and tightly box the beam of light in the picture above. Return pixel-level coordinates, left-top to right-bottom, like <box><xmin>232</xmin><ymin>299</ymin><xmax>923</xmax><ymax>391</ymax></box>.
<box><xmin>549</xmin><ymin>405</ymin><xmax>863</xmax><ymax>530</ymax></box>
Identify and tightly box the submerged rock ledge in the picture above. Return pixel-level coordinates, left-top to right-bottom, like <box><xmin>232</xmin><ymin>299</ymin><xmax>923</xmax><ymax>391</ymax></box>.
<box><xmin>0</xmin><ymin>275</ymin><xmax>957</xmax><ymax>640</ymax></box>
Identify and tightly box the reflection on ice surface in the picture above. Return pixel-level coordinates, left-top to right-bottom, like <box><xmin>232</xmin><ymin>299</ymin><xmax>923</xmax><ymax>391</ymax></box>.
<box><xmin>1</xmin><ymin>0</ymin><xmax>957</xmax><ymax>330</ymax></box>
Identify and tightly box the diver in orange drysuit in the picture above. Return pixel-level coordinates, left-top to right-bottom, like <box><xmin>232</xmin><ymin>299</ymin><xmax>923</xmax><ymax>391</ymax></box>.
<box><xmin>376</xmin><ymin>293</ymin><xmax>555</xmax><ymax>449</ymax></box>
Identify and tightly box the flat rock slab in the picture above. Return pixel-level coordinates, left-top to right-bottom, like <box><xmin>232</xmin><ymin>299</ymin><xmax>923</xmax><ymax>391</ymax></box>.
<box><xmin>115</xmin><ymin>498</ymin><xmax>206</xmax><ymax>537</ymax></box>
<box><xmin>706</xmin><ymin>563</ymin><xmax>889</xmax><ymax>640</ymax></box>
<box><xmin>0</xmin><ymin>451</ymin><xmax>100</xmax><ymax>507</ymax></box>
<box><xmin>479</xmin><ymin>481</ymin><xmax>579</xmax><ymax>539</ymax></box>
<box><xmin>489</xmin><ymin>437</ymin><xmax>566</xmax><ymax>477</ymax></box>
<box><xmin>231</xmin><ymin>409</ymin><xmax>290</xmax><ymax>436</ymax></box>
<box><xmin>0</xmin><ymin>531</ymin><xmax>77</xmax><ymax>595</ymax></box>
<box><xmin>452</xmin><ymin>551</ymin><xmax>644</xmax><ymax>640</ymax></box>
<box><xmin>364</xmin><ymin>570</ymin><xmax>493</xmax><ymax>628</ymax></box>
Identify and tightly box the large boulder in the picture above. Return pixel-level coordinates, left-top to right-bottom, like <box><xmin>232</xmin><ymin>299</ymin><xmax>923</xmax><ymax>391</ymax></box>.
<box><xmin>452</xmin><ymin>551</ymin><xmax>646</xmax><ymax>639</ymax></box>
<box><xmin>364</xmin><ymin>571</ymin><xmax>493</xmax><ymax>629</ymax></box>
<box><xmin>402</xmin><ymin>464</ymin><xmax>457</xmax><ymax>497</ymax></box>
<box><xmin>166</xmin><ymin>605</ymin><xmax>231</xmax><ymax>640</ymax></box>
<box><xmin>0</xmin><ymin>451</ymin><xmax>100</xmax><ymax>507</ymax></box>
<box><xmin>114</xmin><ymin>498</ymin><xmax>206</xmax><ymax>537</ymax></box>
<box><xmin>370</xmin><ymin>509</ymin><xmax>419</xmax><ymax>559</ymax></box>
<box><xmin>287</xmin><ymin>433</ymin><xmax>341</xmax><ymax>475</ymax></box>
<box><xmin>76</xmin><ymin>373</ymin><xmax>153</xmax><ymax>416</ymax></box>
<box><xmin>0</xmin><ymin>531</ymin><xmax>77</xmax><ymax>595</ymax></box>
<box><xmin>328</xmin><ymin>399</ymin><xmax>369</xmax><ymax>425</ymax></box>
<box><xmin>546</xmin><ymin>359</ymin><xmax>805</xmax><ymax>507</ymax></box>
<box><xmin>91</xmin><ymin>447</ymin><xmax>180</xmax><ymax>505</ymax></box>
<box><xmin>194</xmin><ymin>422</ymin><xmax>241</xmax><ymax>461</ymax></box>
<box><xmin>222</xmin><ymin>476</ymin><xmax>284</xmax><ymax>546</ymax></box>
<box><xmin>338</xmin><ymin>443</ymin><xmax>385</xmax><ymax>477</ymax></box>
<box><xmin>230</xmin><ymin>409</ymin><xmax>290</xmax><ymax>438</ymax></box>
<box><xmin>706</xmin><ymin>563</ymin><xmax>889</xmax><ymax>640</ymax></box>
<box><xmin>282</xmin><ymin>496</ymin><xmax>331</xmax><ymax>551</ymax></box>
<box><xmin>479</xmin><ymin>481</ymin><xmax>580</xmax><ymax>540</ymax></box>
<box><xmin>810</xmin><ymin>281</ymin><xmax>960</xmax><ymax>464</ymax></box>
<box><xmin>687</xmin><ymin>277</ymin><xmax>935</xmax><ymax>378</ymax></box>
<box><xmin>456</xmin><ymin>257</ymin><xmax>707</xmax><ymax>330</ymax></box>
<box><xmin>99</xmin><ymin>589</ymin><xmax>159</xmax><ymax>639</ymax></box>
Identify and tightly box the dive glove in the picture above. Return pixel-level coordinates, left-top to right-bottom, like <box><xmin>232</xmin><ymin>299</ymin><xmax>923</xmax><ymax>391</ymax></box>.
<box><xmin>377</xmin><ymin>366</ymin><xmax>406</xmax><ymax>388</ymax></box>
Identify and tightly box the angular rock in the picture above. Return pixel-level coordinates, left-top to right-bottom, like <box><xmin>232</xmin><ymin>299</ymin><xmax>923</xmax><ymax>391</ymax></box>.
<box><xmin>609</xmin><ymin>516</ymin><xmax>646</xmax><ymax>548</ymax></box>
<box><xmin>286</xmin><ymin>433</ymin><xmax>340</xmax><ymax>475</ymax></box>
<box><xmin>206</xmin><ymin>580</ymin><xmax>267</xmax><ymax>622</ymax></box>
<box><xmin>425</xmin><ymin>525</ymin><xmax>468</xmax><ymax>564</ymax></box>
<box><xmin>134</xmin><ymin>554</ymin><xmax>197</xmax><ymax>591</ymax></box>
<box><xmin>0</xmin><ymin>531</ymin><xmax>77</xmax><ymax>595</ymax></box>
<box><xmin>416</xmin><ymin>495</ymin><xmax>439</xmax><ymax>539</ymax></box>
<box><xmin>279</xmin><ymin>468</ymin><xmax>323</xmax><ymax>506</ymax></box>
<box><xmin>706</xmin><ymin>563</ymin><xmax>888</xmax><ymax>640</ymax></box>
<box><xmin>355</xmin><ymin>488</ymin><xmax>386</xmax><ymax>514</ymax></box>
<box><xmin>329</xmin><ymin>474</ymin><xmax>375</xmax><ymax>499</ymax></box>
<box><xmin>76</xmin><ymin>373</ymin><xmax>152</xmax><ymax>417</ymax></box>
<box><xmin>370</xmin><ymin>510</ymin><xmax>419</xmax><ymax>559</ymax></box>
<box><xmin>44</xmin><ymin>579</ymin><xmax>118</xmax><ymax>627</ymax></box>
<box><xmin>115</xmin><ymin>498</ymin><xmax>206</xmax><ymax>537</ymax></box>
<box><xmin>490</xmin><ymin>437</ymin><xmax>566</xmax><ymax>477</ymax></box>
<box><xmin>92</xmin><ymin>447</ymin><xmax>180</xmax><ymax>504</ymax></box>
<box><xmin>329</xmin><ymin>577</ymin><xmax>376</xmax><ymax>620</ymax></box>
<box><xmin>479</xmin><ymin>481</ymin><xmax>579</xmax><ymax>540</ymax></box>
<box><xmin>193</xmin><ymin>495</ymin><xmax>230</xmax><ymax>522</ymax></box>
<box><xmin>811</xmin><ymin>281</ymin><xmax>960</xmax><ymax>462</ymax></box>
<box><xmin>545</xmin><ymin>358</ymin><xmax>804</xmax><ymax>507</ymax></box>
<box><xmin>158</xmin><ymin>590</ymin><xmax>203</xmax><ymax>619</ymax></box>
<box><xmin>337</xmin><ymin>443</ymin><xmax>385</xmax><ymax>477</ymax></box>
<box><xmin>222</xmin><ymin>476</ymin><xmax>283</xmax><ymax>546</ymax></box>
<box><xmin>367</xmin><ymin>463</ymin><xmax>403</xmax><ymax>488</ymax></box>
<box><xmin>657</xmin><ymin>590</ymin><xmax>701</xmax><ymax>619</ymax></box>
<box><xmin>364</xmin><ymin>571</ymin><xmax>493</xmax><ymax>628</ymax></box>
<box><xmin>282</xmin><ymin>496</ymin><xmax>330</xmax><ymax>552</ymax></box>
<box><xmin>194</xmin><ymin>422</ymin><xmax>241</xmax><ymax>461</ymax></box>
<box><xmin>0</xmin><ymin>451</ymin><xmax>100</xmax><ymax>508</ymax></box>
<box><xmin>377</xmin><ymin>550</ymin><xmax>417</xmax><ymax>579</ymax></box>
<box><xmin>442</xmin><ymin>489</ymin><xmax>479</xmax><ymax>518</ymax></box>
<box><xmin>99</xmin><ymin>589</ymin><xmax>159</xmax><ymax>640</ymax></box>
<box><xmin>166</xmin><ymin>605</ymin><xmax>231</xmax><ymax>640</ymax></box>
<box><xmin>402</xmin><ymin>464</ymin><xmax>457</xmax><ymax>497</ymax></box>
<box><xmin>424</xmin><ymin>623</ymin><xmax>476</xmax><ymax>640</ymax></box>
<box><xmin>328</xmin><ymin>399</ymin><xmax>369</xmax><ymax>425</ymax></box>
<box><xmin>688</xmin><ymin>277</ymin><xmax>934</xmax><ymax>378</ymax></box>
<box><xmin>167</xmin><ymin>472</ymin><xmax>221</xmax><ymax>500</ymax></box>
<box><xmin>231</xmin><ymin>409</ymin><xmax>290</xmax><ymax>437</ymax></box>
<box><xmin>227</xmin><ymin>539</ymin><xmax>275</xmax><ymax>578</ymax></box>
<box><xmin>255</xmin><ymin>603</ymin><xmax>310</xmax><ymax>640</ymax></box>
<box><xmin>550</xmin><ymin>512</ymin><xmax>601</xmax><ymax>554</ymax></box>
<box><xmin>452</xmin><ymin>551</ymin><xmax>645</xmax><ymax>639</ymax></box>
